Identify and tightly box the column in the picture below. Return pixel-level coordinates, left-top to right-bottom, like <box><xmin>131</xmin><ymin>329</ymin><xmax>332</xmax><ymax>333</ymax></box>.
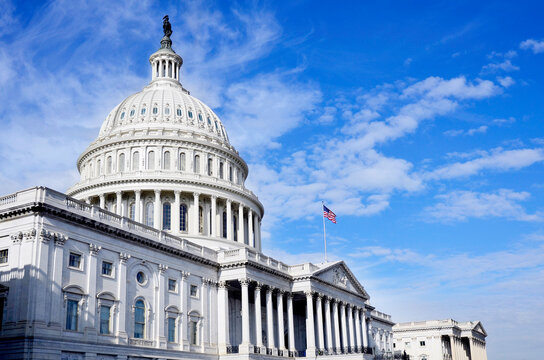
<box><xmin>324</xmin><ymin>297</ymin><xmax>333</xmax><ymax>354</ymax></box>
<box><xmin>255</xmin><ymin>217</ymin><xmax>261</xmax><ymax>250</ymax></box>
<box><xmin>226</xmin><ymin>200</ymin><xmax>232</xmax><ymax>241</ymax></box>
<box><xmin>99</xmin><ymin>194</ymin><xmax>105</xmax><ymax>209</ymax></box>
<box><xmin>154</xmin><ymin>190</ymin><xmax>161</xmax><ymax>230</ymax></box>
<box><xmin>217</xmin><ymin>281</ymin><xmax>229</xmax><ymax>354</ymax></box>
<box><xmin>84</xmin><ymin>244</ymin><xmax>100</xmax><ymax>339</ymax></box>
<box><xmin>201</xmin><ymin>280</ymin><xmax>209</xmax><ymax>349</ymax></box>
<box><xmin>354</xmin><ymin>307</ymin><xmax>361</xmax><ymax>351</ymax></box>
<box><xmin>266</xmin><ymin>287</ymin><xmax>275</xmax><ymax>350</ymax></box>
<box><xmin>180</xmin><ymin>272</ymin><xmax>189</xmax><ymax>349</ymax></box>
<box><xmin>248</xmin><ymin>209</ymin><xmax>254</xmax><ymax>247</ymax></box>
<box><xmin>49</xmin><ymin>235</ymin><xmax>66</xmax><ymax>326</ymax></box>
<box><xmin>287</xmin><ymin>293</ymin><xmax>295</xmax><ymax>352</ymax></box>
<box><xmin>174</xmin><ymin>190</ymin><xmax>181</xmax><ymax>233</ymax></box>
<box><xmin>134</xmin><ymin>190</ymin><xmax>141</xmax><ymax>223</ymax></box>
<box><xmin>305</xmin><ymin>291</ymin><xmax>316</xmax><ymax>357</ymax></box>
<box><xmin>254</xmin><ymin>283</ymin><xmax>263</xmax><ymax>349</ymax></box>
<box><xmin>211</xmin><ymin>195</ymin><xmax>217</xmax><ymax>237</ymax></box>
<box><xmin>238</xmin><ymin>204</ymin><xmax>244</xmax><ymax>244</ymax></box>
<box><xmin>340</xmin><ymin>303</ymin><xmax>348</xmax><ymax>352</ymax></box>
<box><xmin>116</xmin><ymin>253</ymin><xmax>130</xmax><ymax>343</ymax></box>
<box><xmin>240</xmin><ymin>279</ymin><xmax>250</xmax><ymax>353</ymax></box>
<box><xmin>157</xmin><ymin>264</ymin><xmax>167</xmax><ymax>348</ymax></box>
<box><xmin>316</xmin><ymin>294</ymin><xmax>325</xmax><ymax>351</ymax></box>
<box><xmin>193</xmin><ymin>192</ymin><xmax>200</xmax><ymax>234</ymax></box>
<box><xmin>277</xmin><ymin>290</ymin><xmax>285</xmax><ymax>351</ymax></box>
<box><xmin>362</xmin><ymin>309</ymin><xmax>368</xmax><ymax>348</ymax></box>
<box><xmin>116</xmin><ymin>191</ymin><xmax>122</xmax><ymax>216</ymax></box>
<box><xmin>348</xmin><ymin>305</ymin><xmax>355</xmax><ymax>352</ymax></box>
<box><xmin>333</xmin><ymin>300</ymin><xmax>341</xmax><ymax>353</ymax></box>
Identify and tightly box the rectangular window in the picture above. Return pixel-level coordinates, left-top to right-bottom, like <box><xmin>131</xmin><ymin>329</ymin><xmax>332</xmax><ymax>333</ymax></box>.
<box><xmin>190</xmin><ymin>321</ymin><xmax>198</xmax><ymax>345</ymax></box>
<box><xmin>100</xmin><ymin>305</ymin><xmax>111</xmax><ymax>334</ymax></box>
<box><xmin>66</xmin><ymin>299</ymin><xmax>78</xmax><ymax>331</ymax></box>
<box><xmin>0</xmin><ymin>249</ymin><xmax>7</xmax><ymax>264</ymax></box>
<box><xmin>168</xmin><ymin>317</ymin><xmax>176</xmax><ymax>342</ymax></box>
<box><xmin>68</xmin><ymin>253</ymin><xmax>81</xmax><ymax>269</ymax></box>
<box><xmin>168</xmin><ymin>279</ymin><xmax>177</xmax><ymax>292</ymax></box>
<box><xmin>190</xmin><ymin>285</ymin><xmax>198</xmax><ymax>297</ymax></box>
<box><xmin>101</xmin><ymin>261</ymin><xmax>113</xmax><ymax>276</ymax></box>
<box><xmin>420</xmin><ymin>341</ymin><xmax>426</xmax><ymax>346</ymax></box>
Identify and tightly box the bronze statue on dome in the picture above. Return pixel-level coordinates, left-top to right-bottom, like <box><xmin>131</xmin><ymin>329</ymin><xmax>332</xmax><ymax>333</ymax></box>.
<box><xmin>163</xmin><ymin>15</ymin><xmax>172</xmax><ymax>38</ymax></box>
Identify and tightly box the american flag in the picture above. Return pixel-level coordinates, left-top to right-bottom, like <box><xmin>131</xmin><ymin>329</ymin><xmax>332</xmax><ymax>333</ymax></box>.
<box><xmin>323</xmin><ymin>204</ymin><xmax>337</xmax><ymax>224</ymax></box>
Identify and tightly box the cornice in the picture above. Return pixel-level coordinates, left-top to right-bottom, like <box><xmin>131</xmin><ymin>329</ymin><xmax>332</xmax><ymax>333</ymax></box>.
<box><xmin>292</xmin><ymin>274</ymin><xmax>369</xmax><ymax>302</ymax></box>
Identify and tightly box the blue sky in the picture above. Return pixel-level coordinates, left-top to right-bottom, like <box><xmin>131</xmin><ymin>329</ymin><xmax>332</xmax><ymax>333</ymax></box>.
<box><xmin>1</xmin><ymin>1</ymin><xmax>543</xmax><ymax>358</ymax></box>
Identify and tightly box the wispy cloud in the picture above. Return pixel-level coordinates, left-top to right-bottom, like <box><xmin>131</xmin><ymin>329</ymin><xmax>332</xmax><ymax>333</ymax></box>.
<box><xmin>444</xmin><ymin>125</ymin><xmax>488</xmax><ymax>137</ymax></box>
<box><xmin>520</xmin><ymin>38</ymin><xmax>544</xmax><ymax>54</ymax></box>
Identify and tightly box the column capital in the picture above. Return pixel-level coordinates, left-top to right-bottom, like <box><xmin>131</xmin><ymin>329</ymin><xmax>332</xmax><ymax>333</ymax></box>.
<box><xmin>304</xmin><ymin>290</ymin><xmax>314</xmax><ymax>298</ymax></box>
<box><xmin>253</xmin><ymin>281</ymin><xmax>264</xmax><ymax>290</ymax></box>
<box><xmin>154</xmin><ymin>189</ymin><xmax>161</xmax><ymax>195</ymax></box>
<box><xmin>315</xmin><ymin>293</ymin><xmax>324</xmax><ymax>300</ymax></box>
<box><xmin>324</xmin><ymin>296</ymin><xmax>331</xmax><ymax>305</ymax></box>
<box><xmin>266</xmin><ymin>286</ymin><xmax>275</xmax><ymax>294</ymax></box>
<box><xmin>181</xmin><ymin>271</ymin><xmax>190</xmax><ymax>279</ymax></box>
<box><xmin>158</xmin><ymin>264</ymin><xmax>168</xmax><ymax>273</ymax></box>
<box><xmin>174</xmin><ymin>189</ymin><xmax>181</xmax><ymax>196</ymax></box>
<box><xmin>134</xmin><ymin>189</ymin><xmax>141</xmax><ymax>195</ymax></box>
<box><xmin>239</xmin><ymin>278</ymin><xmax>250</xmax><ymax>287</ymax></box>
<box><xmin>89</xmin><ymin>243</ymin><xmax>101</xmax><ymax>256</ymax></box>
<box><xmin>211</xmin><ymin>194</ymin><xmax>217</xmax><ymax>200</ymax></box>
<box><xmin>116</xmin><ymin>191</ymin><xmax>122</xmax><ymax>196</ymax></box>
<box><xmin>286</xmin><ymin>292</ymin><xmax>293</xmax><ymax>299</ymax></box>
<box><xmin>277</xmin><ymin>288</ymin><xmax>286</xmax><ymax>295</ymax></box>
<box><xmin>218</xmin><ymin>280</ymin><xmax>228</xmax><ymax>289</ymax></box>
<box><xmin>119</xmin><ymin>252</ymin><xmax>131</xmax><ymax>263</ymax></box>
<box><xmin>226</xmin><ymin>199</ymin><xmax>232</xmax><ymax>205</ymax></box>
<box><xmin>193</xmin><ymin>192</ymin><xmax>200</xmax><ymax>198</ymax></box>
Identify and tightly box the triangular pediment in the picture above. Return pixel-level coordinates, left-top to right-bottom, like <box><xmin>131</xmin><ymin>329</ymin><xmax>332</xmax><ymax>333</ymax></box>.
<box><xmin>472</xmin><ymin>322</ymin><xmax>487</xmax><ymax>336</ymax></box>
<box><xmin>313</xmin><ymin>261</ymin><xmax>369</xmax><ymax>298</ymax></box>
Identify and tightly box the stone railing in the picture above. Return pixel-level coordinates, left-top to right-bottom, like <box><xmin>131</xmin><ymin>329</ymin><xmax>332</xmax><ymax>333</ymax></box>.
<box><xmin>372</xmin><ymin>310</ymin><xmax>392</xmax><ymax>321</ymax></box>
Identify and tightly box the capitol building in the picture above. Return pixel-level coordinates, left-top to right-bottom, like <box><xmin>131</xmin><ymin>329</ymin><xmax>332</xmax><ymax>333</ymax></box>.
<box><xmin>0</xmin><ymin>18</ymin><xmax>485</xmax><ymax>360</ymax></box>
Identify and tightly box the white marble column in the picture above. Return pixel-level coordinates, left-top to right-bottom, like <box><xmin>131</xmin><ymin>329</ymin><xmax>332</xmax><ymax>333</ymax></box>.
<box><xmin>84</xmin><ymin>244</ymin><xmax>100</xmax><ymax>338</ymax></box>
<box><xmin>116</xmin><ymin>191</ymin><xmax>122</xmax><ymax>216</ymax></box>
<box><xmin>154</xmin><ymin>190</ymin><xmax>161</xmax><ymax>230</ymax></box>
<box><xmin>240</xmin><ymin>279</ymin><xmax>251</xmax><ymax>353</ymax></box>
<box><xmin>254</xmin><ymin>283</ymin><xmax>263</xmax><ymax>349</ymax></box>
<box><xmin>287</xmin><ymin>293</ymin><xmax>295</xmax><ymax>352</ymax></box>
<box><xmin>157</xmin><ymin>264</ymin><xmax>167</xmax><ymax>348</ymax></box>
<box><xmin>99</xmin><ymin>194</ymin><xmax>105</xmax><ymax>209</ymax></box>
<box><xmin>362</xmin><ymin>309</ymin><xmax>368</xmax><ymax>348</ymax></box>
<box><xmin>348</xmin><ymin>305</ymin><xmax>355</xmax><ymax>352</ymax></box>
<box><xmin>201</xmin><ymin>279</ymin><xmax>209</xmax><ymax>349</ymax></box>
<box><xmin>217</xmin><ymin>281</ymin><xmax>229</xmax><ymax>354</ymax></box>
<box><xmin>305</xmin><ymin>291</ymin><xmax>316</xmax><ymax>357</ymax></box>
<box><xmin>193</xmin><ymin>192</ymin><xmax>200</xmax><ymax>234</ymax></box>
<box><xmin>116</xmin><ymin>253</ymin><xmax>130</xmax><ymax>343</ymax></box>
<box><xmin>48</xmin><ymin>235</ymin><xmax>66</xmax><ymax>326</ymax></box>
<box><xmin>340</xmin><ymin>303</ymin><xmax>348</xmax><ymax>352</ymax></box>
<box><xmin>354</xmin><ymin>307</ymin><xmax>361</xmax><ymax>350</ymax></box>
<box><xmin>180</xmin><ymin>271</ymin><xmax>189</xmax><ymax>349</ymax></box>
<box><xmin>134</xmin><ymin>190</ymin><xmax>141</xmax><ymax>222</ymax></box>
<box><xmin>173</xmin><ymin>191</ymin><xmax>181</xmax><ymax>233</ymax></box>
<box><xmin>324</xmin><ymin>297</ymin><xmax>333</xmax><ymax>354</ymax></box>
<box><xmin>266</xmin><ymin>287</ymin><xmax>275</xmax><ymax>350</ymax></box>
<box><xmin>277</xmin><ymin>290</ymin><xmax>285</xmax><ymax>351</ymax></box>
<box><xmin>316</xmin><ymin>294</ymin><xmax>325</xmax><ymax>351</ymax></box>
<box><xmin>226</xmin><ymin>200</ymin><xmax>232</xmax><ymax>241</ymax></box>
<box><xmin>333</xmin><ymin>300</ymin><xmax>341</xmax><ymax>352</ymax></box>
<box><xmin>211</xmin><ymin>195</ymin><xmax>217</xmax><ymax>237</ymax></box>
<box><xmin>238</xmin><ymin>204</ymin><xmax>244</xmax><ymax>244</ymax></box>
<box><xmin>255</xmin><ymin>217</ymin><xmax>261</xmax><ymax>251</ymax></box>
<box><xmin>248</xmin><ymin>209</ymin><xmax>254</xmax><ymax>247</ymax></box>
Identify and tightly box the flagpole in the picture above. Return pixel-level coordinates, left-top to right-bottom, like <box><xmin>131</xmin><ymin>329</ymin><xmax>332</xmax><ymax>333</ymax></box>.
<box><xmin>322</xmin><ymin>201</ymin><xmax>328</xmax><ymax>262</ymax></box>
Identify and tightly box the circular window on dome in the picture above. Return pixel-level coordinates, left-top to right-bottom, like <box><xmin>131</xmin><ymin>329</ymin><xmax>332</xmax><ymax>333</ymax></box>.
<box><xmin>165</xmin><ymin>107</ymin><xmax>170</xmax><ymax>115</ymax></box>
<box><xmin>120</xmin><ymin>112</ymin><xmax>125</xmax><ymax>120</ymax></box>
<box><xmin>141</xmin><ymin>108</ymin><xmax>146</xmax><ymax>115</ymax></box>
<box><xmin>188</xmin><ymin>111</ymin><xmax>193</xmax><ymax>118</ymax></box>
<box><xmin>130</xmin><ymin>109</ymin><xmax>135</xmax><ymax>117</ymax></box>
<box><xmin>136</xmin><ymin>271</ymin><xmax>146</xmax><ymax>285</ymax></box>
<box><xmin>153</xmin><ymin>107</ymin><xmax>158</xmax><ymax>115</ymax></box>
<box><xmin>177</xmin><ymin>108</ymin><xmax>182</xmax><ymax>116</ymax></box>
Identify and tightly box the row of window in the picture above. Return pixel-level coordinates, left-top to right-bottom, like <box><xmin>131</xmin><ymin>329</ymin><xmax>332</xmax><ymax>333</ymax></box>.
<box><xmin>86</xmin><ymin>152</ymin><xmax>242</xmax><ymax>184</ymax></box>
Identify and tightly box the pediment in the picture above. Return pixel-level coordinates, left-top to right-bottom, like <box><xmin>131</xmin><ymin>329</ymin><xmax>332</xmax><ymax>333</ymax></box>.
<box><xmin>313</xmin><ymin>261</ymin><xmax>369</xmax><ymax>298</ymax></box>
<box><xmin>473</xmin><ymin>322</ymin><xmax>487</xmax><ymax>336</ymax></box>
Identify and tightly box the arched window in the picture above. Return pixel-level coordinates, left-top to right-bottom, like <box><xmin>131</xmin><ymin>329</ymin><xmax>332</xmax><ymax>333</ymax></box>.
<box><xmin>163</xmin><ymin>151</ymin><xmax>170</xmax><ymax>170</ymax></box>
<box><xmin>229</xmin><ymin>166</ymin><xmax>233</xmax><ymax>181</ymax></box>
<box><xmin>207</xmin><ymin>158</ymin><xmax>213</xmax><ymax>176</ymax></box>
<box><xmin>207</xmin><ymin>116</ymin><xmax>212</xmax><ymax>126</ymax></box>
<box><xmin>130</xmin><ymin>109</ymin><xmax>135</xmax><ymax>117</ymax></box>
<box><xmin>132</xmin><ymin>152</ymin><xmax>140</xmax><ymax>171</ymax></box>
<box><xmin>199</xmin><ymin>206</ymin><xmax>204</xmax><ymax>234</ymax></box>
<box><xmin>147</xmin><ymin>151</ymin><xmax>155</xmax><ymax>170</ymax></box>
<box><xmin>194</xmin><ymin>155</ymin><xmax>200</xmax><ymax>173</ymax></box>
<box><xmin>141</xmin><ymin>107</ymin><xmax>146</xmax><ymax>115</ymax></box>
<box><xmin>179</xmin><ymin>152</ymin><xmax>186</xmax><ymax>171</ymax></box>
<box><xmin>145</xmin><ymin>202</ymin><xmax>153</xmax><ymax>227</ymax></box>
<box><xmin>222</xmin><ymin>211</ymin><xmax>227</xmax><ymax>238</ymax></box>
<box><xmin>188</xmin><ymin>311</ymin><xmax>200</xmax><ymax>345</ymax></box>
<box><xmin>120</xmin><ymin>112</ymin><xmax>125</xmax><ymax>120</ymax></box>
<box><xmin>106</xmin><ymin>156</ymin><xmax>112</xmax><ymax>174</ymax></box>
<box><xmin>177</xmin><ymin>108</ymin><xmax>182</xmax><ymax>117</ymax></box>
<box><xmin>134</xmin><ymin>299</ymin><xmax>145</xmax><ymax>339</ymax></box>
<box><xmin>198</xmin><ymin>113</ymin><xmax>203</xmax><ymax>122</ymax></box>
<box><xmin>180</xmin><ymin>204</ymin><xmax>188</xmax><ymax>232</ymax></box>
<box><xmin>153</xmin><ymin>107</ymin><xmax>158</xmax><ymax>115</ymax></box>
<box><xmin>89</xmin><ymin>163</ymin><xmax>93</xmax><ymax>178</ymax></box>
<box><xmin>118</xmin><ymin>153</ymin><xmax>125</xmax><ymax>172</ymax></box>
<box><xmin>163</xmin><ymin>202</ymin><xmax>171</xmax><ymax>230</ymax></box>
<box><xmin>188</xmin><ymin>110</ymin><xmax>193</xmax><ymax>119</ymax></box>
<box><xmin>129</xmin><ymin>202</ymin><xmax>135</xmax><ymax>221</ymax></box>
<box><xmin>96</xmin><ymin>159</ymin><xmax>102</xmax><ymax>176</ymax></box>
<box><xmin>233</xmin><ymin>215</ymin><xmax>237</xmax><ymax>242</ymax></box>
<box><xmin>219</xmin><ymin>162</ymin><xmax>224</xmax><ymax>179</ymax></box>
<box><xmin>165</xmin><ymin>107</ymin><xmax>170</xmax><ymax>115</ymax></box>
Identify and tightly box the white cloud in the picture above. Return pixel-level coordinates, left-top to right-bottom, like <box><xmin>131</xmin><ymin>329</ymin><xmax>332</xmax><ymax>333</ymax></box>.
<box><xmin>402</xmin><ymin>76</ymin><xmax>500</xmax><ymax>100</ymax></box>
<box><xmin>497</xmin><ymin>75</ymin><xmax>515</xmax><ymax>88</ymax></box>
<box><xmin>520</xmin><ymin>39</ymin><xmax>544</xmax><ymax>54</ymax></box>
<box><xmin>424</xmin><ymin>189</ymin><xmax>542</xmax><ymax>222</ymax></box>
<box><xmin>444</xmin><ymin>125</ymin><xmax>488</xmax><ymax>136</ymax></box>
<box><xmin>481</xmin><ymin>59</ymin><xmax>519</xmax><ymax>73</ymax></box>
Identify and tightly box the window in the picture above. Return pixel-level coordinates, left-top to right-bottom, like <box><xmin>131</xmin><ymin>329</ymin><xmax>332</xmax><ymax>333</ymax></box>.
<box><xmin>190</xmin><ymin>285</ymin><xmax>198</xmax><ymax>297</ymax></box>
<box><xmin>194</xmin><ymin>155</ymin><xmax>200</xmax><ymax>173</ymax></box>
<box><xmin>145</xmin><ymin>202</ymin><xmax>153</xmax><ymax>227</ymax></box>
<box><xmin>168</xmin><ymin>279</ymin><xmax>177</xmax><ymax>292</ymax></box>
<box><xmin>147</xmin><ymin>150</ymin><xmax>155</xmax><ymax>170</ymax></box>
<box><xmin>222</xmin><ymin>211</ymin><xmax>227</xmax><ymax>238</ymax></box>
<box><xmin>106</xmin><ymin>156</ymin><xmax>112</xmax><ymax>174</ymax></box>
<box><xmin>198</xmin><ymin>113</ymin><xmax>203</xmax><ymax>122</ymax></box>
<box><xmin>120</xmin><ymin>112</ymin><xmax>125</xmax><ymax>120</ymax></box>
<box><xmin>100</xmin><ymin>305</ymin><xmax>111</xmax><ymax>334</ymax></box>
<box><xmin>153</xmin><ymin>107</ymin><xmax>158</xmax><ymax>115</ymax></box>
<box><xmin>207</xmin><ymin>116</ymin><xmax>211</xmax><ymax>126</ymax></box>
<box><xmin>180</xmin><ymin>204</ymin><xmax>188</xmax><ymax>232</ymax></box>
<box><xmin>214</xmin><ymin>120</ymin><xmax>219</xmax><ymax>130</ymax></box>
<box><xmin>219</xmin><ymin>162</ymin><xmax>224</xmax><ymax>179</ymax></box>
<box><xmin>136</xmin><ymin>271</ymin><xmax>146</xmax><ymax>285</ymax></box>
<box><xmin>179</xmin><ymin>152</ymin><xmax>186</xmax><ymax>171</ymax></box>
<box><xmin>207</xmin><ymin>158</ymin><xmax>213</xmax><ymax>176</ymax></box>
<box><xmin>177</xmin><ymin>108</ymin><xmax>182</xmax><ymax>116</ymax></box>
<box><xmin>66</xmin><ymin>299</ymin><xmax>78</xmax><ymax>331</ymax></box>
<box><xmin>132</xmin><ymin>151</ymin><xmax>140</xmax><ymax>171</ymax></box>
<box><xmin>229</xmin><ymin>166</ymin><xmax>233</xmax><ymax>181</ymax></box>
<box><xmin>96</xmin><ymin>159</ymin><xmax>102</xmax><ymax>176</ymax></box>
<box><xmin>129</xmin><ymin>202</ymin><xmax>136</xmax><ymax>221</ymax></box>
<box><xmin>101</xmin><ymin>261</ymin><xmax>113</xmax><ymax>276</ymax></box>
<box><xmin>188</xmin><ymin>110</ymin><xmax>193</xmax><ymax>118</ymax></box>
<box><xmin>134</xmin><ymin>299</ymin><xmax>145</xmax><ymax>338</ymax></box>
<box><xmin>130</xmin><ymin>109</ymin><xmax>135</xmax><ymax>117</ymax></box>
<box><xmin>163</xmin><ymin>202</ymin><xmax>171</xmax><ymax>230</ymax></box>
<box><xmin>233</xmin><ymin>215</ymin><xmax>237</xmax><ymax>242</ymax></box>
<box><xmin>165</xmin><ymin>107</ymin><xmax>170</xmax><ymax>115</ymax></box>
<box><xmin>141</xmin><ymin>107</ymin><xmax>146</xmax><ymax>115</ymax></box>
<box><xmin>0</xmin><ymin>249</ymin><xmax>7</xmax><ymax>264</ymax></box>
<box><xmin>199</xmin><ymin>206</ymin><xmax>204</xmax><ymax>234</ymax></box>
<box><xmin>189</xmin><ymin>320</ymin><xmax>198</xmax><ymax>345</ymax></box>
<box><xmin>168</xmin><ymin>317</ymin><xmax>176</xmax><ymax>342</ymax></box>
<box><xmin>118</xmin><ymin>153</ymin><xmax>125</xmax><ymax>172</ymax></box>
<box><xmin>163</xmin><ymin>151</ymin><xmax>171</xmax><ymax>170</ymax></box>
<box><xmin>420</xmin><ymin>341</ymin><xmax>426</xmax><ymax>346</ymax></box>
<box><xmin>69</xmin><ymin>253</ymin><xmax>81</xmax><ymax>269</ymax></box>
